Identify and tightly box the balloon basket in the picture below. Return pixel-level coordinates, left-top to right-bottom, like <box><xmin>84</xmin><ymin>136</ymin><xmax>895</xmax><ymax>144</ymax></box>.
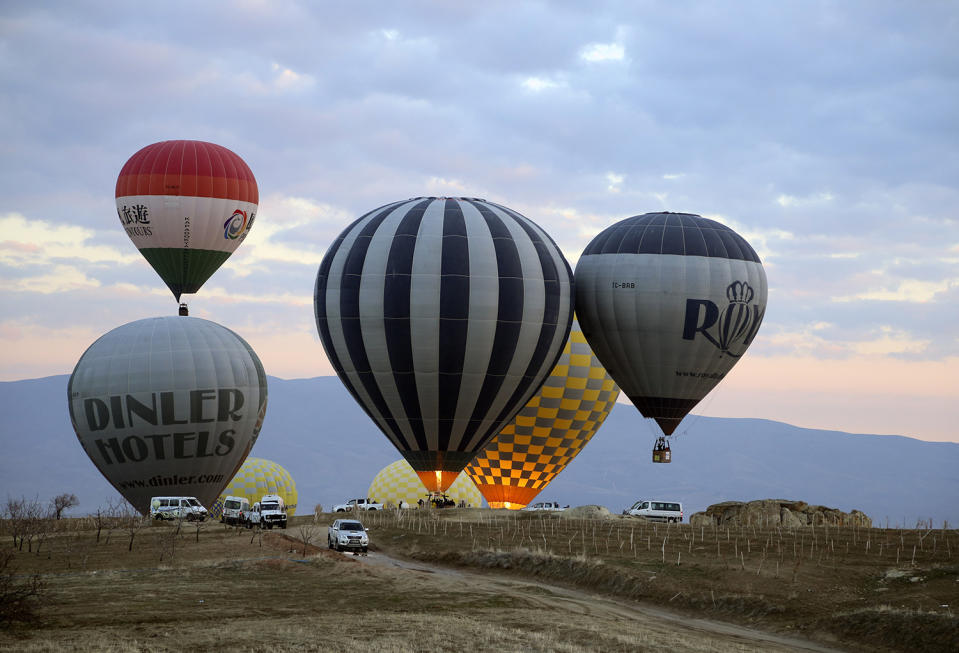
<box><xmin>178</xmin><ymin>303</ymin><xmax>189</xmax><ymax>316</ymax></box>
<box><xmin>652</xmin><ymin>437</ymin><xmax>671</xmax><ymax>463</ymax></box>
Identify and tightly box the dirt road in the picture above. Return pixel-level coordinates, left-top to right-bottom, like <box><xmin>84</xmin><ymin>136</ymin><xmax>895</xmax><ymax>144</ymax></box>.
<box><xmin>343</xmin><ymin>549</ymin><xmax>846</xmax><ymax>652</ymax></box>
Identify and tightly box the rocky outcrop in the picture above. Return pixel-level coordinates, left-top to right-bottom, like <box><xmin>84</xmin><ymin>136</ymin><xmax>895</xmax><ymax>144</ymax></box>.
<box><xmin>689</xmin><ymin>499</ymin><xmax>872</xmax><ymax>528</ymax></box>
<box><xmin>562</xmin><ymin>505</ymin><xmax>614</xmax><ymax>519</ymax></box>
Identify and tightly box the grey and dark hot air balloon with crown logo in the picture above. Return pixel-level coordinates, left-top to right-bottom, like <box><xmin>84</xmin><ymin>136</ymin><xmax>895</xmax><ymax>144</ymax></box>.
<box><xmin>314</xmin><ymin>197</ymin><xmax>574</xmax><ymax>492</ymax></box>
<box><xmin>575</xmin><ymin>212</ymin><xmax>767</xmax><ymax>462</ymax></box>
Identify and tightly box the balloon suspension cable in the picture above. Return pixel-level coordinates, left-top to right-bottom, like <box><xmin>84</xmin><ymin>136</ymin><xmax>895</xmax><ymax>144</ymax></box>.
<box><xmin>677</xmin><ymin>385</ymin><xmax>724</xmax><ymax>438</ymax></box>
<box><xmin>178</xmin><ymin>302</ymin><xmax>189</xmax><ymax>316</ymax></box>
<box><xmin>641</xmin><ymin>414</ymin><xmax>661</xmax><ymax>441</ymax></box>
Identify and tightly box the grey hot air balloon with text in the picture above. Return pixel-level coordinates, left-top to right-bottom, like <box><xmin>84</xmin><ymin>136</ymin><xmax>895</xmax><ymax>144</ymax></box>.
<box><xmin>68</xmin><ymin>316</ymin><xmax>268</xmax><ymax>513</ymax></box>
<box><xmin>575</xmin><ymin>212</ymin><xmax>767</xmax><ymax>449</ymax></box>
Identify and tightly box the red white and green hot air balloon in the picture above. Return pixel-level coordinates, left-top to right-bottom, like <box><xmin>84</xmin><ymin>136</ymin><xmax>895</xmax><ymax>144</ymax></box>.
<box><xmin>115</xmin><ymin>140</ymin><xmax>258</xmax><ymax>301</ymax></box>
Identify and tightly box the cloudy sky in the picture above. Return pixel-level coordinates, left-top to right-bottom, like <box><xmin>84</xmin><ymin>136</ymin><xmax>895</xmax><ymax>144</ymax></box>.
<box><xmin>1</xmin><ymin>1</ymin><xmax>956</xmax><ymax>443</ymax></box>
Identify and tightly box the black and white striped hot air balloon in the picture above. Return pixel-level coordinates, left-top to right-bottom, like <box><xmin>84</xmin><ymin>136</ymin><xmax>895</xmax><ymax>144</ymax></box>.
<box><xmin>575</xmin><ymin>212</ymin><xmax>767</xmax><ymax>446</ymax></box>
<box><xmin>314</xmin><ymin>197</ymin><xmax>574</xmax><ymax>492</ymax></box>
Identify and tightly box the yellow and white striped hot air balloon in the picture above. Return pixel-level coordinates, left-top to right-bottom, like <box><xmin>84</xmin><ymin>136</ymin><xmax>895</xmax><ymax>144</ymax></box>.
<box><xmin>369</xmin><ymin>459</ymin><xmax>483</xmax><ymax>508</ymax></box>
<box><xmin>465</xmin><ymin>320</ymin><xmax>619</xmax><ymax>509</ymax></box>
<box><xmin>210</xmin><ymin>457</ymin><xmax>297</xmax><ymax>519</ymax></box>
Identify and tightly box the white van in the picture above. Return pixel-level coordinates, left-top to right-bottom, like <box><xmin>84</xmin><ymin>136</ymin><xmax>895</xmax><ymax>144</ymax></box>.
<box><xmin>150</xmin><ymin>496</ymin><xmax>209</xmax><ymax>522</ymax></box>
<box><xmin>523</xmin><ymin>501</ymin><xmax>567</xmax><ymax>512</ymax></box>
<box><xmin>221</xmin><ymin>496</ymin><xmax>251</xmax><ymax>526</ymax></box>
<box><xmin>624</xmin><ymin>500</ymin><xmax>683</xmax><ymax>523</ymax></box>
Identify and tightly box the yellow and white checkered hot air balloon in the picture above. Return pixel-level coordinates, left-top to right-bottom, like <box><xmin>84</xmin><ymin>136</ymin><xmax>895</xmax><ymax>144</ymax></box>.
<box><xmin>465</xmin><ymin>320</ymin><xmax>619</xmax><ymax>509</ymax></box>
<box><xmin>210</xmin><ymin>457</ymin><xmax>298</xmax><ymax>519</ymax></box>
<box><xmin>369</xmin><ymin>459</ymin><xmax>483</xmax><ymax>508</ymax></box>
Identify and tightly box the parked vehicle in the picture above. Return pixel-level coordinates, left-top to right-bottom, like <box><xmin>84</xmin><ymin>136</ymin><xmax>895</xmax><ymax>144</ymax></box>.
<box><xmin>328</xmin><ymin>518</ymin><xmax>369</xmax><ymax>553</ymax></box>
<box><xmin>332</xmin><ymin>498</ymin><xmax>383</xmax><ymax>512</ymax></box>
<box><xmin>149</xmin><ymin>496</ymin><xmax>208</xmax><ymax>522</ymax></box>
<box><xmin>220</xmin><ymin>496</ymin><xmax>251</xmax><ymax>526</ymax></box>
<box><xmin>523</xmin><ymin>501</ymin><xmax>568</xmax><ymax>512</ymax></box>
<box><xmin>623</xmin><ymin>500</ymin><xmax>683</xmax><ymax>523</ymax></box>
<box><xmin>249</xmin><ymin>494</ymin><xmax>288</xmax><ymax>529</ymax></box>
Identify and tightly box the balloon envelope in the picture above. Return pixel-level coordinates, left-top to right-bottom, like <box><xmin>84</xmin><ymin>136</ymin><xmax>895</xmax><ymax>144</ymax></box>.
<box><xmin>115</xmin><ymin>140</ymin><xmax>258</xmax><ymax>300</ymax></box>
<box><xmin>574</xmin><ymin>212</ymin><xmax>767</xmax><ymax>435</ymax></box>
<box><xmin>209</xmin><ymin>457</ymin><xmax>297</xmax><ymax>519</ymax></box>
<box><xmin>466</xmin><ymin>320</ymin><xmax>619</xmax><ymax>509</ymax></box>
<box><xmin>369</xmin><ymin>459</ymin><xmax>483</xmax><ymax>508</ymax></box>
<box><xmin>314</xmin><ymin>197</ymin><xmax>574</xmax><ymax>492</ymax></box>
<box><xmin>68</xmin><ymin>316</ymin><xmax>268</xmax><ymax>513</ymax></box>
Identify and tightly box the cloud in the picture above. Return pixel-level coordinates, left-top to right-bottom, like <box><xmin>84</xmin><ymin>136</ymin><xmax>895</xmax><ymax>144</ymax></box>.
<box><xmin>521</xmin><ymin>76</ymin><xmax>564</xmax><ymax>92</ymax></box>
<box><xmin>580</xmin><ymin>42</ymin><xmax>625</xmax><ymax>62</ymax></box>
<box><xmin>0</xmin><ymin>213</ymin><xmax>143</xmax><ymax>294</ymax></box>
<box><xmin>221</xmin><ymin>195</ymin><xmax>350</xmax><ymax>275</ymax></box>
<box><xmin>0</xmin><ymin>264</ymin><xmax>101</xmax><ymax>294</ymax></box>
<box><xmin>2</xmin><ymin>1</ymin><xmax>958</xmax><ymax>441</ymax></box>
<box><xmin>187</xmin><ymin>284</ymin><xmax>313</xmax><ymax>307</ymax></box>
<box><xmin>834</xmin><ymin>278</ymin><xmax>958</xmax><ymax>303</ymax></box>
<box><xmin>0</xmin><ymin>213</ymin><xmax>137</xmax><ymax>267</ymax></box>
<box><xmin>425</xmin><ymin>177</ymin><xmax>472</xmax><ymax>195</ymax></box>
<box><xmin>270</xmin><ymin>62</ymin><xmax>315</xmax><ymax>92</ymax></box>
<box><xmin>605</xmin><ymin>172</ymin><xmax>624</xmax><ymax>193</ymax></box>
<box><xmin>849</xmin><ymin>326</ymin><xmax>931</xmax><ymax>356</ymax></box>
<box><xmin>776</xmin><ymin>191</ymin><xmax>835</xmax><ymax>207</ymax></box>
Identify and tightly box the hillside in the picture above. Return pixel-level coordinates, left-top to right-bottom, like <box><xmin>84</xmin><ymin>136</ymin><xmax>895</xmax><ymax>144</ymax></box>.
<box><xmin>2</xmin><ymin>375</ymin><xmax>957</xmax><ymax>526</ymax></box>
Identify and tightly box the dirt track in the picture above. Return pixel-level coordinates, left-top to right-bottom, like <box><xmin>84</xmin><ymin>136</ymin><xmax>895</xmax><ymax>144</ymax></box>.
<box><xmin>346</xmin><ymin>549</ymin><xmax>846</xmax><ymax>652</ymax></box>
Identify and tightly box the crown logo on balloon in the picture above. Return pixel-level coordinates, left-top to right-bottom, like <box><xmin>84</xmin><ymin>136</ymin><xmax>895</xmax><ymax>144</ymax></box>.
<box><xmin>726</xmin><ymin>281</ymin><xmax>754</xmax><ymax>305</ymax></box>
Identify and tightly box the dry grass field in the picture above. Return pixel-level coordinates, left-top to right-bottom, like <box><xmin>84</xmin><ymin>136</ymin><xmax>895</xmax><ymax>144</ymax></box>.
<box><xmin>1</xmin><ymin>508</ymin><xmax>956</xmax><ymax>652</ymax></box>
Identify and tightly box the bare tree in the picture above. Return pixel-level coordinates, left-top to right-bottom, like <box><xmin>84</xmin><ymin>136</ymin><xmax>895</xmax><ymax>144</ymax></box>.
<box><xmin>157</xmin><ymin>525</ymin><xmax>178</xmax><ymax>563</ymax></box>
<box><xmin>50</xmin><ymin>493</ymin><xmax>79</xmax><ymax>520</ymax></box>
<box><xmin>31</xmin><ymin>504</ymin><xmax>55</xmax><ymax>555</ymax></box>
<box><xmin>0</xmin><ymin>550</ymin><xmax>45</xmax><ymax>625</ymax></box>
<box><xmin>4</xmin><ymin>496</ymin><xmax>46</xmax><ymax>552</ymax></box>
<box><xmin>192</xmin><ymin>518</ymin><xmax>207</xmax><ymax>543</ymax></box>
<box><xmin>94</xmin><ymin>498</ymin><xmax>125</xmax><ymax>545</ymax></box>
<box><xmin>92</xmin><ymin>507</ymin><xmax>106</xmax><ymax>544</ymax></box>
<box><xmin>3</xmin><ymin>497</ymin><xmax>27</xmax><ymax>549</ymax></box>
<box><xmin>116</xmin><ymin>502</ymin><xmax>147</xmax><ymax>552</ymax></box>
<box><xmin>296</xmin><ymin>523</ymin><xmax>319</xmax><ymax>556</ymax></box>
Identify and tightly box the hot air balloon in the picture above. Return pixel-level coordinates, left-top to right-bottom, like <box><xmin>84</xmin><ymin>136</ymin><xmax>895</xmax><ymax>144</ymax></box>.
<box><xmin>115</xmin><ymin>140</ymin><xmax>258</xmax><ymax>307</ymax></box>
<box><xmin>466</xmin><ymin>320</ymin><xmax>619</xmax><ymax>508</ymax></box>
<box><xmin>209</xmin><ymin>457</ymin><xmax>297</xmax><ymax>520</ymax></box>
<box><xmin>369</xmin><ymin>459</ymin><xmax>483</xmax><ymax>508</ymax></box>
<box><xmin>575</xmin><ymin>212</ymin><xmax>767</xmax><ymax>461</ymax></box>
<box><xmin>68</xmin><ymin>316</ymin><xmax>268</xmax><ymax>513</ymax></box>
<box><xmin>314</xmin><ymin>197</ymin><xmax>574</xmax><ymax>492</ymax></box>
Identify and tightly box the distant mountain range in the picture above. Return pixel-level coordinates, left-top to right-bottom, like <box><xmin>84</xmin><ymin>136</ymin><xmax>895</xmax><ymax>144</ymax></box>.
<box><xmin>3</xmin><ymin>375</ymin><xmax>957</xmax><ymax>527</ymax></box>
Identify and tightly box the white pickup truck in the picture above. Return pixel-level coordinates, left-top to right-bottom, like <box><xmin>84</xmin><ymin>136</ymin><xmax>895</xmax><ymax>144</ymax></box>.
<box><xmin>328</xmin><ymin>518</ymin><xmax>369</xmax><ymax>553</ymax></box>
<box><xmin>332</xmin><ymin>498</ymin><xmax>383</xmax><ymax>512</ymax></box>
<box><xmin>249</xmin><ymin>494</ymin><xmax>288</xmax><ymax>529</ymax></box>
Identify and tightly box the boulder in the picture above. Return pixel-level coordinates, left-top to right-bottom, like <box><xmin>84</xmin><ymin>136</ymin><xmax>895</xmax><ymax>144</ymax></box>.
<box><xmin>780</xmin><ymin>507</ymin><xmax>806</xmax><ymax>528</ymax></box>
<box><xmin>688</xmin><ymin>499</ymin><xmax>872</xmax><ymax>528</ymax></box>
<box><xmin>562</xmin><ymin>505</ymin><xmax>614</xmax><ymax>519</ymax></box>
<box><xmin>688</xmin><ymin>512</ymin><xmax>713</xmax><ymax>528</ymax></box>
